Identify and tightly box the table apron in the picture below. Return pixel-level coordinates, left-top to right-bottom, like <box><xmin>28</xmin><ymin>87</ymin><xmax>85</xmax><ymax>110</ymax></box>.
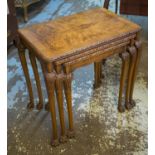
<box><xmin>55</xmin><ymin>34</ymin><xmax>136</xmax><ymax>66</ymax></box>
<box><xmin>64</xmin><ymin>41</ymin><xmax>130</xmax><ymax>73</ymax></box>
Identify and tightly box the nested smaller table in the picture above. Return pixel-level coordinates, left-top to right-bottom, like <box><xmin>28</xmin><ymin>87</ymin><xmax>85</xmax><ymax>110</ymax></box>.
<box><xmin>16</xmin><ymin>8</ymin><xmax>142</xmax><ymax>146</ymax></box>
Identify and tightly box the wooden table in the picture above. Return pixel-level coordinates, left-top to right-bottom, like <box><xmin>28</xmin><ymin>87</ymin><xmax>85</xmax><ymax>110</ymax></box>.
<box><xmin>16</xmin><ymin>8</ymin><xmax>142</xmax><ymax>146</ymax></box>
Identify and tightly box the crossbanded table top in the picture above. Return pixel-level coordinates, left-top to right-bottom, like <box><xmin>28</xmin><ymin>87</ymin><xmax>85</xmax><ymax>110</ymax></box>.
<box><xmin>18</xmin><ymin>8</ymin><xmax>140</xmax><ymax>62</ymax></box>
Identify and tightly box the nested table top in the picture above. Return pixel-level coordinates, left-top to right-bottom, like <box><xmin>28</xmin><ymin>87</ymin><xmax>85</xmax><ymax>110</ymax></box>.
<box><xmin>18</xmin><ymin>8</ymin><xmax>141</xmax><ymax>62</ymax></box>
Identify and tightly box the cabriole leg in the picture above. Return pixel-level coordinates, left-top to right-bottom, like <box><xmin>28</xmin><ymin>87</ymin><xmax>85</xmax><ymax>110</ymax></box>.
<box><xmin>129</xmin><ymin>41</ymin><xmax>142</xmax><ymax>106</ymax></box>
<box><xmin>55</xmin><ymin>66</ymin><xmax>67</xmax><ymax>143</ymax></box>
<box><xmin>125</xmin><ymin>46</ymin><xmax>137</xmax><ymax>110</ymax></box>
<box><xmin>118</xmin><ymin>51</ymin><xmax>130</xmax><ymax>112</ymax></box>
<box><xmin>63</xmin><ymin>73</ymin><xmax>75</xmax><ymax>138</ymax></box>
<box><xmin>18</xmin><ymin>45</ymin><xmax>34</xmax><ymax>109</ymax></box>
<box><xmin>42</xmin><ymin>63</ymin><xmax>59</xmax><ymax>146</ymax></box>
<box><xmin>29</xmin><ymin>52</ymin><xmax>43</xmax><ymax>110</ymax></box>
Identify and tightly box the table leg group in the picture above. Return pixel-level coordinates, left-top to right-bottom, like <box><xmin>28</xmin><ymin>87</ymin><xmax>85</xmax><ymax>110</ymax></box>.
<box><xmin>118</xmin><ymin>41</ymin><xmax>142</xmax><ymax>112</ymax></box>
<box><xmin>17</xmin><ymin>39</ymin><xmax>142</xmax><ymax>146</ymax></box>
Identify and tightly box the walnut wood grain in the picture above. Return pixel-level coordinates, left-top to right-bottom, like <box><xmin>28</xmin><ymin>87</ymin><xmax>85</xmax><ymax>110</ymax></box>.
<box><xmin>18</xmin><ymin>8</ymin><xmax>140</xmax><ymax>62</ymax></box>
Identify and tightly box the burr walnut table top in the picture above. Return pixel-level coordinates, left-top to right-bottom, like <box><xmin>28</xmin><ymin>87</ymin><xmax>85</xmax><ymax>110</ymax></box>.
<box><xmin>18</xmin><ymin>8</ymin><xmax>140</xmax><ymax>62</ymax></box>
